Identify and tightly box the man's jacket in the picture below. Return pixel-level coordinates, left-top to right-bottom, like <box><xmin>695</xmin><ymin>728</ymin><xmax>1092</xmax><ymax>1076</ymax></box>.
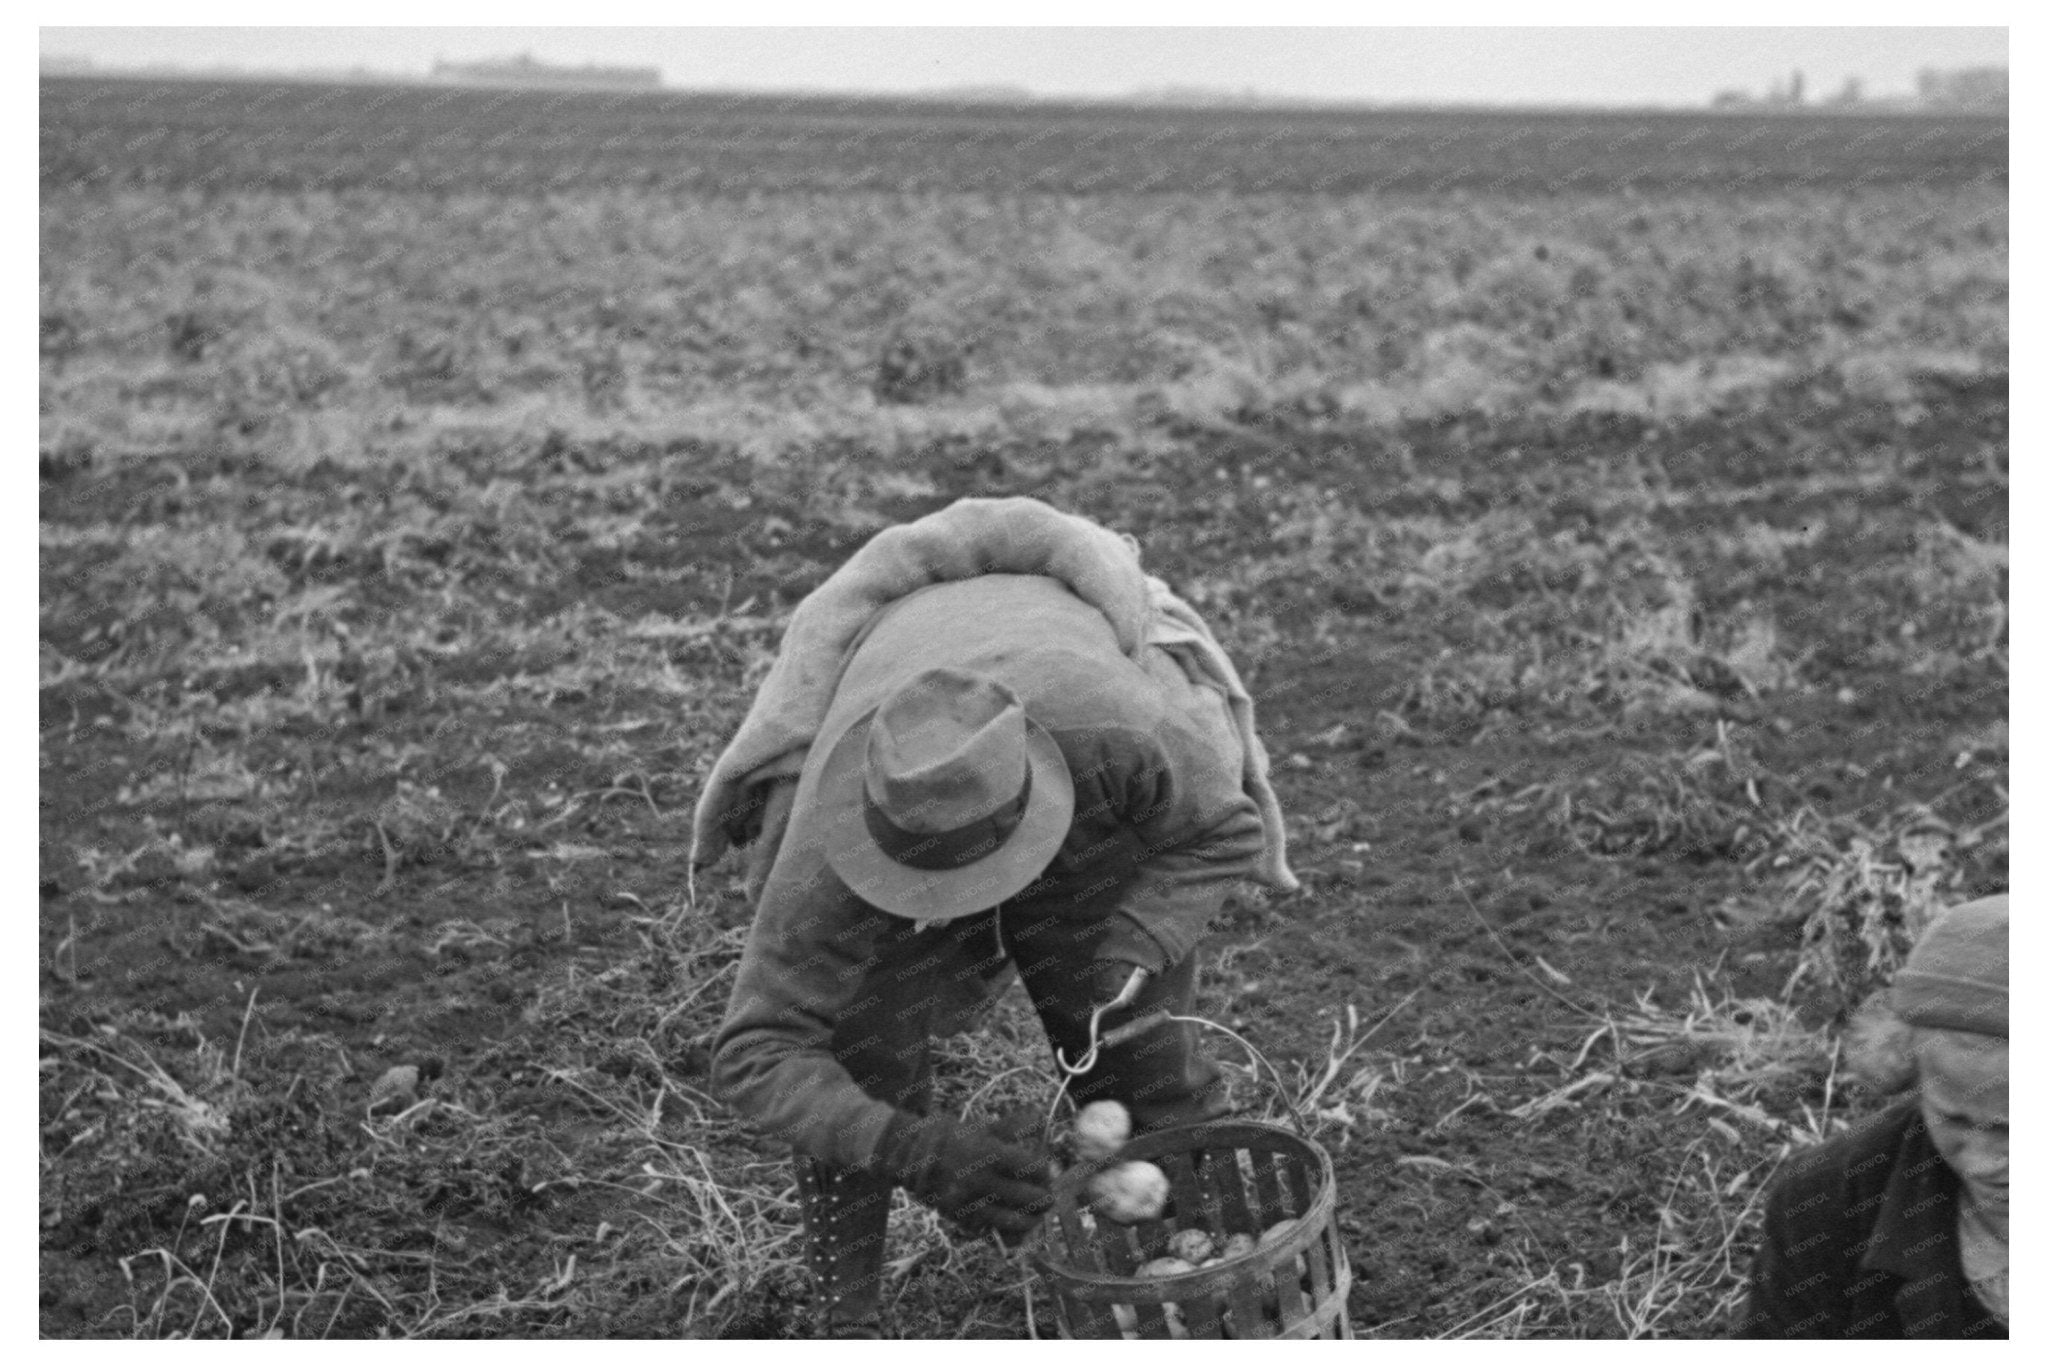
<box><xmin>710</xmin><ymin>575</ymin><xmax>1266</xmax><ymax>1170</ymax></box>
<box><xmin>1739</xmin><ymin>1099</ymin><xmax>2006</xmax><ymax>1338</ymax></box>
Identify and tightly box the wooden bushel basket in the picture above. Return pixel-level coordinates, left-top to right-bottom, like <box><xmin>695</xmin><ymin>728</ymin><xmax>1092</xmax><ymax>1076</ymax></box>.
<box><xmin>1029</xmin><ymin>1118</ymin><xmax>1353</xmax><ymax>1340</ymax></box>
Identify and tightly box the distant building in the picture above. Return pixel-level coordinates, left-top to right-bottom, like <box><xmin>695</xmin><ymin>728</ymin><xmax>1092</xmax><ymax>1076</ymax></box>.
<box><xmin>1711</xmin><ymin>64</ymin><xmax>2006</xmax><ymax>115</ymax></box>
<box><xmin>1758</xmin><ymin>70</ymin><xmax>1806</xmax><ymax>107</ymax></box>
<box><xmin>1917</xmin><ymin>66</ymin><xmax>2008</xmax><ymax>110</ymax></box>
<box><xmin>431</xmin><ymin>53</ymin><xmax>661</xmax><ymax>92</ymax></box>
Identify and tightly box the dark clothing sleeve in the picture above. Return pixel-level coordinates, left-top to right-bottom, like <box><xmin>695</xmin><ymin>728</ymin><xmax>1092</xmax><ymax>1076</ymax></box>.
<box><xmin>712</xmin><ymin>814</ymin><xmax>1008</xmax><ymax>1171</ymax></box>
<box><xmin>1739</xmin><ymin>1152</ymin><xmax>1852</xmax><ymax>1338</ymax></box>
<box><xmin>1093</xmin><ymin>657</ymin><xmax>1266</xmax><ymax>972</ymax></box>
<box><xmin>710</xmin><ymin>852</ymin><xmax>903</xmax><ymax>1172</ymax></box>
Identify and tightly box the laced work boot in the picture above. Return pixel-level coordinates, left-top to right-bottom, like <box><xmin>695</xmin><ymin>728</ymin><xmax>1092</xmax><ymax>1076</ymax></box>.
<box><xmin>793</xmin><ymin>1156</ymin><xmax>894</xmax><ymax>1337</ymax></box>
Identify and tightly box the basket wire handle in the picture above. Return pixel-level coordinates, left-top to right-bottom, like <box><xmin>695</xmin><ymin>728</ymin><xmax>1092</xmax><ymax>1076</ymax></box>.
<box><xmin>1158</xmin><ymin>1010</ymin><xmax>1312</xmax><ymax>1137</ymax></box>
<box><xmin>1044</xmin><ymin>964</ymin><xmax>1150</xmax><ymax>1143</ymax></box>
<box><xmin>1053</xmin><ymin>964</ymin><xmax>1149</xmax><ymax>1075</ymax></box>
<box><xmin>1044</xmin><ymin>965</ymin><xmax>1313</xmax><ymax>1140</ymax></box>
<box><xmin>1165</xmin><ymin>987</ymin><xmax>1423</xmax><ymax>1139</ymax></box>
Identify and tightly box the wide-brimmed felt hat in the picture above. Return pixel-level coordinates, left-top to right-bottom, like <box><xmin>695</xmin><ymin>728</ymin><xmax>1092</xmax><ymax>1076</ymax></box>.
<box><xmin>819</xmin><ymin>666</ymin><xmax>1073</xmax><ymax>921</ymax></box>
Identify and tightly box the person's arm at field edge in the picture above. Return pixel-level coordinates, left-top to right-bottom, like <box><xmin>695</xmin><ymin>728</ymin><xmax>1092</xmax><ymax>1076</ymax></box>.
<box><xmin>1737</xmin><ymin>1155</ymin><xmax>1851</xmax><ymax>1338</ymax></box>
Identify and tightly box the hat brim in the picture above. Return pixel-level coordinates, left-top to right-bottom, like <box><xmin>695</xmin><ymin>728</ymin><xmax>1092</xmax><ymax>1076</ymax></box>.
<box><xmin>818</xmin><ymin>708</ymin><xmax>1073</xmax><ymax>922</ymax></box>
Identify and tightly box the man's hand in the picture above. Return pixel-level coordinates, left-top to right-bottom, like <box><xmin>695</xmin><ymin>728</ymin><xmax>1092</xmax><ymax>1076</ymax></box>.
<box><xmin>874</xmin><ymin>1111</ymin><xmax>1053</xmax><ymax>1239</ymax></box>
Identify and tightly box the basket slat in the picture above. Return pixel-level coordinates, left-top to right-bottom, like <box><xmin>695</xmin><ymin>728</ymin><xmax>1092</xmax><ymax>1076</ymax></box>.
<box><xmin>1172</xmin><ymin>1155</ymin><xmax>1229</xmax><ymax>1340</ymax></box>
<box><xmin>1179</xmin><ymin>1149</ymin><xmax>1209</xmax><ymax>1222</ymax></box>
<box><xmin>1302</xmin><ymin>1225</ymin><xmax>1335</xmax><ymax>1308</ymax></box>
<box><xmin>1219</xmin><ymin>1150</ymin><xmax>1271</xmax><ymax>1336</ymax></box>
<box><xmin>1186</xmin><ymin>1151</ymin><xmax>1262</xmax><ymax>1339</ymax></box>
<box><xmin>1293</xmin><ymin>1162</ymin><xmax>1348</xmax><ymax>1338</ymax></box>
<box><xmin>1247</xmin><ymin>1146</ymin><xmax>1308</xmax><ymax>1325</ymax></box>
<box><xmin>1179</xmin><ymin>1291</ymin><xmax>1226</xmax><ymax>1339</ymax></box>
<box><xmin>1224</xmin><ymin>1271</ymin><xmax>1273</xmax><ymax>1341</ymax></box>
<box><xmin>1053</xmin><ymin>1196</ymin><xmax>1098</xmax><ymax>1275</ymax></box>
<box><xmin>1128</xmin><ymin>1297</ymin><xmax>1171</xmax><ymax>1339</ymax></box>
<box><xmin>1284</xmin><ymin>1149</ymin><xmax>1316</xmax><ymax>1216</ymax></box>
<box><xmin>1249</xmin><ymin>1144</ymin><xmax>1289</xmax><ymax>1222</ymax></box>
<box><xmin>1103</xmin><ymin>1222</ymin><xmax>1139</xmax><ymax>1277</ymax></box>
<box><xmin>1059</xmin><ymin>1287</ymin><xmax>1116</xmax><ymax>1341</ymax></box>
<box><xmin>1261</xmin><ymin>1146</ymin><xmax>1310</xmax><ymax>1335</ymax></box>
<box><xmin>1284</xmin><ymin>1145</ymin><xmax>1331</xmax><ymax>1325</ymax></box>
<box><xmin>1270</xmin><ymin>1257</ymin><xmax>1310</xmax><ymax>1326</ymax></box>
<box><xmin>1132</xmin><ymin>1209</ymin><xmax>1172</xmax><ymax>1264</ymax></box>
<box><xmin>1280</xmin><ymin>1268</ymin><xmax>1352</xmax><ymax>1340</ymax></box>
<box><xmin>1217</xmin><ymin>1149</ymin><xmax>1258</xmax><ymax>1232</ymax></box>
<box><xmin>1155</xmin><ymin>1147</ymin><xmax>1201</xmax><ymax>1238</ymax></box>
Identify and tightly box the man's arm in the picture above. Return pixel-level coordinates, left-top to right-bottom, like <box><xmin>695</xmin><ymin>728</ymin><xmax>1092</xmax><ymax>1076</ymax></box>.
<box><xmin>1097</xmin><ymin>673</ymin><xmax>1267</xmax><ymax>972</ymax></box>
<box><xmin>709</xmin><ymin>848</ymin><xmax>902</xmax><ymax>1172</ymax></box>
<box><xmin>712</xmin><ymin>836</ymin><xmax>1057</xmax><ymax>1234</ymax></box>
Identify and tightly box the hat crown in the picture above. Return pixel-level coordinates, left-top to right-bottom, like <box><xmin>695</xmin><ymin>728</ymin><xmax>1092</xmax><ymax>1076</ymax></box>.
<box><xmin>1895</xmin><ymin>893</ymin><xmax>2008</xmax><ymax>1038</ymax></box>
<box><xmin>815</xmin><ymin>648</ymin><xmax>1076</xmax><ymax>922</ymax></box>
<box><xmin>866</xmin><ymin>668</ymin><xmax>1028</xmax><ymax>834</ymax></box>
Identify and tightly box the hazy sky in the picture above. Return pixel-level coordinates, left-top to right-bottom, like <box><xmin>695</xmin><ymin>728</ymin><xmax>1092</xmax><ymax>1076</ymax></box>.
<box><xmin>40</xmin><ymin>26</ymin><xmax>2008</xmax><ymax>106</ymax></box>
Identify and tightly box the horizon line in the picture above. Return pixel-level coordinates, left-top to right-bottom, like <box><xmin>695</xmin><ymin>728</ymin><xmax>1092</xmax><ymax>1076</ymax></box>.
<box><xmin>38</xmin><ymin>60</ymin><xmax>2004</xmax><ymax>115</ymax></box>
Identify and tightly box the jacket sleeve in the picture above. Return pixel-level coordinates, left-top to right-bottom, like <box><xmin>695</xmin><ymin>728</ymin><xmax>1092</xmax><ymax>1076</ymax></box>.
<box><xmin>1738</xmin><ymin>1149</ymin><xmax>1852</xmax><ymax>1338</ymax></box>
<box><xmin>709</xmin><ymin>848</ymin><xmax>903</xmax><ymax>1172</ymax></box>
<box><xmin>1097</xmin><ymin>671</ymin><xmax>1267</xmax><ymax>972</ymax></box>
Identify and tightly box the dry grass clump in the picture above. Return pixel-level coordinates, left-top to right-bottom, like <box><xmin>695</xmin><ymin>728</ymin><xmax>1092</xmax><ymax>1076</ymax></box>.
<box><xmin>1773</xmin><ymin>805</ymin><xmax>2005</xmax><ymax>1002</ymax></box>
<box><xmin>1382</xmin><ymin>514</ymin><xmax>1808</xmax><ymax>738</ymax></box>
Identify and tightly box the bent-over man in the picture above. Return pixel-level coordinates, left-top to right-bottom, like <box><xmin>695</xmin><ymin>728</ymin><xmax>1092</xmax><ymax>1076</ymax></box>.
<box><xmin>706</xmin><ymin>529</ymin><xmax>1293</xmax><ymax>1336</ymax></box>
